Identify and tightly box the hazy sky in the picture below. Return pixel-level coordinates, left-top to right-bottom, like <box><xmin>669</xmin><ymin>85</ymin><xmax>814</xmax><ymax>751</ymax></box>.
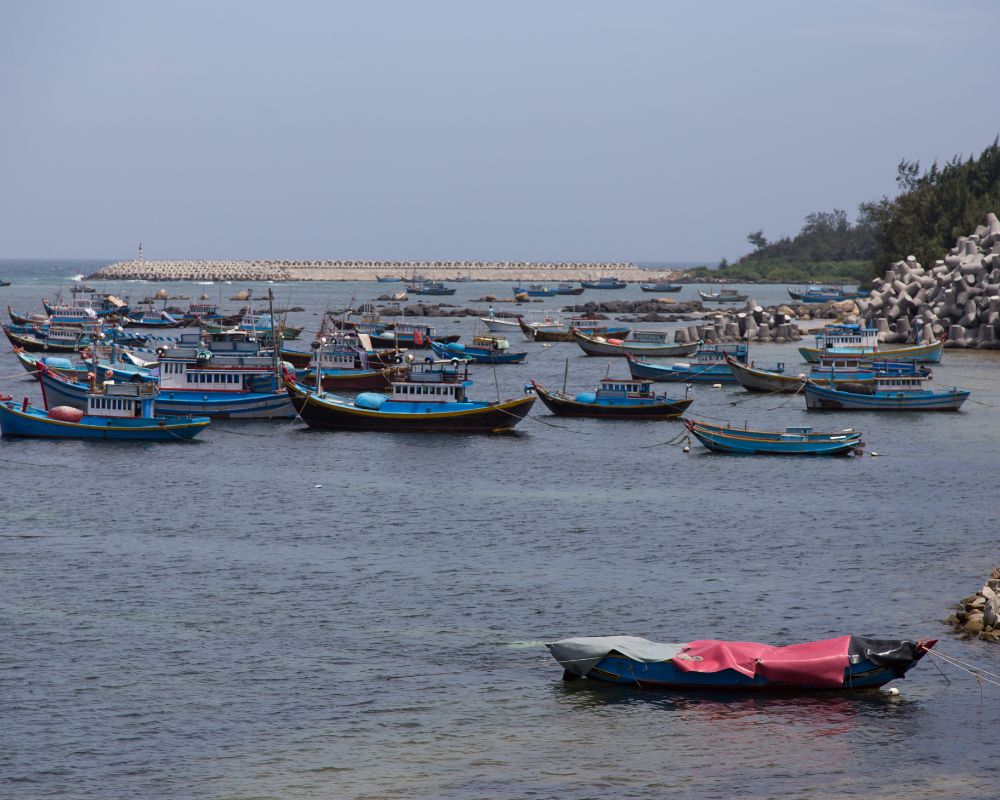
<box><xmin>1</xmin><ymin>0</ymin><xmax>998</xmax><ymax>262</ymax></box>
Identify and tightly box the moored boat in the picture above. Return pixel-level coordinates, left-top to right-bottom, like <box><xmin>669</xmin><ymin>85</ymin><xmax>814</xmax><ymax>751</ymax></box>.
<box><xmin>429</xmin><ymin>334</ymin><xmax>527</xmax><ymax>364</ymax></box>
<box><xmin>798</xmin><ymin>324</ymin><xmax>943</xmax><ymax>363</ymax></box>
<box><xmin>479</xmin><ymin>314</ymin><xmax>522</xmax><ymax>333</ymax></box>
<box><xmin>572</xmin><ymin>329</ymin><xmax>699</xmax><ymax>358</ymax></box>
<box><xmin>284</xmin><ymin>359</ymin><xmax>535</xmax><ymax>432</ymax></box>
<box><xmin>1</xmin><ymin>376</ymin><xmax>209</xmax><ymax>441</ymax></box>
<box><xmin>580</xmin><ymin>277</ymin><xmax>627</xmax><ymax>289</ymax></box>
<box><xmin>295</xmin><ymin>336</ymin><xmax>408</xmax><ymax>391</ymax></box>
<box><xmin>628</xmin><ymin>343</ymin><xmax>755</xmax><ymax>383</ymax></box>
<box><xmin>698</xmin><ymin>288</ymin><xmax>748</xmax><ymax>302</ymax></box>
<box><xmin>548</xmin><ymin>634</ymin><xmax>935</xmax><ymax>690</ymax></box>
<box><xmin>639</xmin><ymin>282</ymin><xmax>682</xmax><ymax>292</ymax></box>
<box><xmin>370</xmin><ymin>322</ymin><xmax>459</xmax><ymax>349</ymax></box>
<box><xmin>788</xmin><ymin>285</ymin><xmax>858</xmax><ymax>303</ymax></box>
<box><xmin>529</xmin><ymin>377</ymin><xmax>691</xmax><ymax>419</ymax></box>
<box><xmin>406</xmin><ymin>281</ymin><xmax>456</xmax><ymax>296</ymax></box>
<box><xmin>803</xmin><ymin>374</ymin><xmax>970</xmax><ymax>411</ymax></box>
<box><xmin>685</xmin><ymin>418</ymin><xmax>863</xmax><ymax>455</ymax></box>
<box><xmin>512</xmin><ymin>284</ymin><xmax>558</xmax><ymax>297</ymax></box>
<box><xmin>725</xmin><ymin>354</ymin><xmax>931</xmax><ymax>393</ymax></box>
<box><xmin>516</xmin><ymin>314</ymin><xmax>630</xmax><ymax>343</ymax></box>
<box><xmin>555</xmin><ymin>283</ymin><xmax>584</xmax><ymax>295</ymax></box>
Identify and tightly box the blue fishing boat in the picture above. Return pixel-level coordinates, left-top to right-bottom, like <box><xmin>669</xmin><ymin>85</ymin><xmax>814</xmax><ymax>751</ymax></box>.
<box><xmin>124</xmin><ymin>309</ymin><xmax>185</xmax><ymax>329</ymax></box>
<box><xmin>627</xmin><ymin>343</ymin><xmax>759</xmax><ymax>383</ymax></box>
<box><xmin>572</xmin><ymin>329</ymin><xmax>700</xmax><ymax>358</ymax></box>
<box><xmin>726</xmin><ymin>354</ymin><xmax>930</xmax><ymax>394</ymax></box>
<box><xmin>698</xmin><ymin>287</ymin><xmax>748</xmax><ymax>302</ymax></box>
<box><xmin>788</xmin><ymin>285</ymin><xmax>858</xmax><ymax>303</ymax></box>
<box><xmin>376</xmin><ymin>275</ymin><xmax>404</xmax><ymax>283</ymax></box>
<box><xmin>555</xmin><ymin>283</ymin><xmax>584</xmax><ymax>295</ymax></box>
<box><xmin>369</xmin><ymin>322</ymin><xmax>459</xmax><ymax>349</ymax></box>
<box><xmin>429</xmin><ymin>334</ymin><xmax>528</xmax><ymax>365</ymax></box>
<box><xmin>512</xmin><ymin>284</ymin><xmax>558</xmax><ymax>297</ymax></box>
<box><xmin>1</xmin><ymin>379</ymin><xmax>208</xmax><ymax>441</ymax></box>
<box><xmin>284</xmin><ymin>358</ymin><xmax>535</xmax><ymax>432</ymax></box>
<box><xmin>12</xmin><ymin>348</ymin><xmax>156</xmax><ymax>384</ymax></box>
<box><xmin>798</xmin><ymin>323</ymin><xmax>943</xmax><ymax>363</ymax></box>
<box><xmin>803</xmin><ymin>374</ymin><xmax>970</xmax><ymax>411</ymax></box>
<box><xmin>293</xmin><ymin>336</ymin><xmax>408</xmax><ymax>391</ymax></box>
<box><xmin>580</xmin><ymin>277</ymin><xmax>627</xmax><ymax>289</ymax></box>
<box><xmin>516</xmin><ymin>314</ymin><xmax>631</xmax><ymax>343</ymax></box>
<box><xmin>684</xmin><ymin>419</ymin><xmax>863</xmax><ymax>455</ymax></box>
<box><xmin>639</xmin><ymin>282</ymin><xmax>682</xmax><ymax>292</ymax></box>
<box><xmin>3</xmin><ymin>323</ymin><xmax>95</xmax><ymax>353</ymax></box>
<box><xmin>548</xmin><ymin>635</ymin><xmax>935</xmax><ymax>691</ymax></box>
<box><xmin>529</xmin><ymin>377</ymin><xmax>692</xmax><ymax>419</ymax></box>
<box><xmin>406</xmin><ymin>281</ymin><xmax>456</xmax><ymax>296</ymax></box>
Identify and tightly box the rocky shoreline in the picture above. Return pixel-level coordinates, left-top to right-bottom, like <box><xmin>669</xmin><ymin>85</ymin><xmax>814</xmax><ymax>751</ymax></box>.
<box><xmin>87</xmin><ymin>259</ymin><xmax>656</xmax><ymax>282</ymax></box>
<box><xmin>947</xmin><ymin>567</ymin><xmax>1000</xmax><ymax>642</ymax></box>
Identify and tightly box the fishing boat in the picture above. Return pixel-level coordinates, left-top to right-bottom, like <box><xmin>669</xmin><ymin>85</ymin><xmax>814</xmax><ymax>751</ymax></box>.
<box><xmin>376</xmin><ymin>275</ymin><xmax>404</xmax><ymax>283</ymax></box>
<box><xmin>2</xmin><ymin>324</ymin><xmax>94</xmax><ymax>353</ymax></box>
<box><xmin>406</xmin><ymin>281</ymin><xmax>456</xmax><ymax>296</ymax></box>
<box><xmin>370</xmin><ymin>322</ymin><xmax>459</xmax><ymax>349</ymax></box>
<box><xmin>639</xmin><ymin>282</ymin><xmax>682</xmax><ymax>292</ymax></box>
<box><xmin>124</xmin><ymin>309</ymin><xmax>185</xmax><ymax>329</ymax></box>
<box><xmin>512</xmin><ymin>284</ymin><xmax>558</xmax><ymax>297</ymax></box>
<box><xmin>529</xmin><ymin>377</ymin><xmax>692</xmax><ymax>419</ymax></box>
<box><xmin>516</xmin><ymin>314</ymin><xmax>631</xmax><ymax>343</ymax></box>
<box><xmin>803</xmin><ymin>374</ymin><xmax>970</xmax><ymax>411</ymax></box>
<box><xmin>38</xmin><ymin>337</ymin><xmax>295</xmax><ymax>419</ymax></box>
<box><xmin>284</xmin><ymin>358</ymin><xmax>535</xmax><ymax>432</ymax></box>
<box><xmin>547</xmin><ymin>634</ymin><xmax>935</xmax><ymax>691</ymax></box>
<box><xmin>580</xmin><ymin>277</ymin><xmax>626</xmax><ymax>289</ymax></box>
<box><xmin>12</xmin><ymin>347</ymin><xmax>156</xmax><ymax>384</ymax></box>
<box><xmin>280</xmin><ymin>334</ymin><xmax>406</xmax><ymax>370</ymax></box>
<box><xmin>204</xmin><ymin>311</ymin><xmax>304</xmax><ymax>340</ymax></box>
<box><xmin>788</xmin><ymin>285</ymin><xmax>858</xmax><ymax>303</ymax></box>
<box><xmin>429</xmin><ymin>334</ymin><xmax>528</xmax><ymax>364</ymax></box>
<box><xmin>798</xmin><ymin>324</ymin><xmax>943</xmax><ymax>363</ymax></box>
<box><xmin>685</xmin><ymin>419</ymin><xmax>863</xmax><ymax>455</ymax></box>
<box><xmin>725</xmin><ymin>354</ymin><xmax>931</xmax><ymax>394</ymax></box>
<box><xmin>7</xmin><ymin>306</ymin><xmax>50</xmax><ymax>326</ymax></box>
<box><xmin>1</xmin><ymin>376</ymin><xmax>209</xmax><ymax>441</ymax></box>
<box><xmin>572</xmin><ymin>329</ymin><xmax>700</xmax><ymax>358</ymax></box>
<box><xmin>627</xmin><ymin>343</ymin><xmax>756</xmax><ymax>383</ymax></box>
<box><xmin>479</xmin><ymin>314</ymin><xmax>522</xmax><ymax>333</ymax></box>
<box><xmin>698</xmin><ymin>288</ymin><xmax>748</xmax><ymax>303</ymax></box>
<box><xmin>0</xmin><ymin>279</ymin><xmax>10</xmax><ymax>287</ymax></box>
<box><xmin>555</xmin><ymin>283</ymin><xmax>584</xmax><ymax>295</ymax></box>
<box><xmin>44</xmin><ymin>293</ymin><xmax>128</xmax><ymax>319</ymax></box>
<box><xmin>180</xmin><ymin>301</ymin><xmax>229</xmax><ymax>324</ymax></box>
<box><xmin>295</xmin><ymin>337</ymin><xmax>409</xmax><ymax>391</ymax></box>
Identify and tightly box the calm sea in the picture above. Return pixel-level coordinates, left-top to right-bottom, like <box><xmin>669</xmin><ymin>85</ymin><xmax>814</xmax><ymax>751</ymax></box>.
<box><xmin>1</xmin><ymin>259</ymin><xmax>998</xmax><ymax>800</ymax></box>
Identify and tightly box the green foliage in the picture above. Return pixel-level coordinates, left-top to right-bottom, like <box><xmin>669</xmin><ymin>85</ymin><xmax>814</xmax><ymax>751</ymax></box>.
<box><xmin>740</xmin><ymin>209</ymin><xmax>876</xmax><ymax>265</ymax></box>
<box><xmin>685</xmin><ymin>259</ymin><xmax>871</xmax><ymax>285</ymax></box>
<box><xmin>861</xmin><ymin>138</ymin><xmax>1000</xmax><ymax>277</ymax></box>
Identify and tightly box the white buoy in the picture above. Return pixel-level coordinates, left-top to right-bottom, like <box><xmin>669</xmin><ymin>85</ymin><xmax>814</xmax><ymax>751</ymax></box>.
<box><xmin>871</xmin><ymin>451</ymin><xmax>879</xmax><ymax>457</ymax></box>
<box><xmin>887</xmin><ymin>687</ymin><xmax>900</xmax><ymax>695</ymax></box>
<box><xmin>682</xmin><ymin>445</ymin><xmax>690</xmax><ymax>453</ymax></box>
<box><xmin>314</xmin><ymin>484</ymin><xmax>323</xmax><ymax>488</ymax></box>
<box><xmin>712</xmin><ymin>383</ymin><xmax>722</xmax><ymax>389</ymax></box>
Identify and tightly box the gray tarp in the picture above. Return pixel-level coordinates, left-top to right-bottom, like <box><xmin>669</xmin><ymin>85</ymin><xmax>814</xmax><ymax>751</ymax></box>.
<box><xmin>547</xmin><ymin>636</ymin><xmax>687</xmax><ymax>678</ymax></box>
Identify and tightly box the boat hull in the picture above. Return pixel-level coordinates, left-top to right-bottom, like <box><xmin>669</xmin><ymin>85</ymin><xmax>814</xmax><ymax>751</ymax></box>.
<box><xmin>285</xmin><ymin>380</ymin><xmax>535</xmax><ymax>432</ymax></box>
<box><xmin>479</xmin><ymin>317</ymin><xmax>521</xmax><ymax>333</ymax></box>
<box><xmin>799</xmin><ymin>340</ymin><xmax>943</xmax><ymax>363</ymax></box>
<box><xmin>698</xmin><ymin>290</ymin><xmax>749</xmax><ymax>302</ymax></box>
<box><xmin>803</xmin><ymin>382</ymin><xmax>970</xmax><ymax>411</ymax></box>
<box><xmin>685</xmin><ymin>419</ymin><xmax>862</xmax><ymax>455</ymax></box>
<box><xmin>0</xmin><ymin>401</ymin><xmax>209</xmax><ymax>440</ymax></box>
<box><xmin>639</xmin><ymin>284</ymin><xmax>682</xmax><ymax>292</ymax></box>
<box><xmin>572</xmin><ymin>331</ymin><xmax>699</xmax><ymax>358</ymax></box>
<box><xmin>532</xmin><ymin>383</ymin><xmax>692</xmax><ymax>419</ymax></box>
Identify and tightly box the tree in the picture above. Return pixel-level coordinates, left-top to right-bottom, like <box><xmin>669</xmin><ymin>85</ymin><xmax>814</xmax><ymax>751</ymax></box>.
<box><xmin>747</xmin><ymin>230</ymin><xmax>768</xmax><ymax>251</ymax></box>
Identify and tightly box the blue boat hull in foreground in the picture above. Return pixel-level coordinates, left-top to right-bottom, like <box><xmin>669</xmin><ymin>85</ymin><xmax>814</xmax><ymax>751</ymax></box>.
<box><xmin>0</xmin><ymin>400</ymin><xmax>209</xmax><ymax>440</ymax></box>
<box><xmin>685</xmin><ymin>419</ymin><xmax>863</xmax><ymax>455</ymax></box>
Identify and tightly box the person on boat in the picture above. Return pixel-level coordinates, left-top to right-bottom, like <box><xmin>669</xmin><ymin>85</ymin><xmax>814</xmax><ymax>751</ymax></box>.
<box><xmin>488</xmin><ymin>305</ymin><xmax>494</xmax><ymax>318</ymax></box>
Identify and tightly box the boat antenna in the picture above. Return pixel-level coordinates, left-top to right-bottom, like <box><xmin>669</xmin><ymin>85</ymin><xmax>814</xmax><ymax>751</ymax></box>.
<box><xmin>268</xmin><ymin>288</ymin><xmax>281</xmax><ymax>380</ymax></box>
<box><xmin>562</xmin><ymin>357</ymin><xmax>569</xmax><ymax>394</ymax></box>
<box><xmin>493</xmin><ymin>360</ymin><xmax>501</xmax><ymax>403</ymax></box>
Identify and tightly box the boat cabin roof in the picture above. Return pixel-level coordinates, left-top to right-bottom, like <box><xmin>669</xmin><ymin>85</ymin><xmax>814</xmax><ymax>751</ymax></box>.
<box><xmin>597</xmin><ymin>378</ymin><xmax>653</xmax><ymax>394</ymax></box>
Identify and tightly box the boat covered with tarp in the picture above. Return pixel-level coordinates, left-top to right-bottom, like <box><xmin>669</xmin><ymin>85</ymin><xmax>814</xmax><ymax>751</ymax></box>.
<box><xmin>547</xmin><ymin>634</ymin><xmax>935</xmax><ymax>690</ymax></box>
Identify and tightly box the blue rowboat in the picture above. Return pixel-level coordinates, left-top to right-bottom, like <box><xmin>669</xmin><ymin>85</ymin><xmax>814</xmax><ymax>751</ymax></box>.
<box><xmin>803</xmin><ymin>375</ymin><xmax>970</xmax><ymax>411</ymax></box>
<box><xmin>429</xmin><ymin>336</ymin><xmax>527</xmax><ymax>365</ymax></box>
<box><xmin>0</xmin><ymin>384</ymin><xmax>208</xmax><ymax>441</ymax></box>
<box><xmin>284</xmin><ymin>359</ymin><xmax>535</xmax><ymax>432</ymax></box>
<box><xmin>512</xmin><ymin>284</ymin><xmax>558</xmax><ymax>297</ymax></box>
<box><xmin>685</xmin><ymin>419</ymin><xmax>863</xmax><ymax>455</ymax></box>
<box><xmin>548</xmin><ymin>635</ymin><xmax>935</xmax><ymax>691</ymax></box>
<box><xmin>529</xmin><ymin>378</ymin><xmax>692</xmax><ymax>419</ymax></box>
<box><xmin>628</xmin><ymin>343</ymin><xmax>757</xmax><ymax>383</ymax></box>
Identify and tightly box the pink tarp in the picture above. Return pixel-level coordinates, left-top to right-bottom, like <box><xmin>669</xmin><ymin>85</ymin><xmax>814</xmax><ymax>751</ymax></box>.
<box><xmin>672</xmin><ymin>635</ymin><xmax>853</xmax><ymax>688</ymax></box>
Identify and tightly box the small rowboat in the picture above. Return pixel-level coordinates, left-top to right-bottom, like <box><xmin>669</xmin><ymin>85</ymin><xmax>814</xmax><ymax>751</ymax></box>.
<box><xmin>698</xmin><ymin>288</ymin><xmax>748</xmax><ymax>302</ymax></box>
<box><xmin>530</xmin><ymin>378</ymin><xmax>692</xmax><ymax>419</ymax></box>
<box><xmin>685</xmin><ymin>418</ymin><xmax>863</xmax><ymax>455</ymax></box>
<box><xmin>572</xmin><ymin>329</ymin><xmax>699</xmax><ymax>358</ymax></box>
<box><xmin>548</xmin><ymin>634</ymin><xmax>935</xmax><ymax>691</ymax></box>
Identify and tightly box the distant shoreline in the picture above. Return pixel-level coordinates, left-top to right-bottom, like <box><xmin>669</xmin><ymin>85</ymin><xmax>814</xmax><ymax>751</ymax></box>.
<box><xmin>87</xmin><ymin>259</ymin><xmax>667</xmax><ymax>282</ymax></box>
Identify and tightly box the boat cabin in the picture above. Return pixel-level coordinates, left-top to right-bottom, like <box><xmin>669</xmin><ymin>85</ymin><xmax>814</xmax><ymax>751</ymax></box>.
<box><xmin>389</xmin><ymin>361</ymin><xmax>470</xmax><ymax>403</ymax></box>
<box><xmin>471</xmin><ymin>334</ymin><xmax>509</xmax><ymax>351</ymax></box>
<box><xmin>873</xmin><ymin>375</ymin><xmax>928</xmax><ymax>393</ymax></box>
<box><xmin>596</xmin><ymin>378</ymin><xmax>655</xmax><ymax>398</ymax></box>
<box><xmin>629</xmin><ymin>330</ymin><xmax>671</xmax><ymax>344</ymax></box>
<box><xmin>88</xmin><ymin>381</ymin><xmax>157</xmax><ymax>418</ymax></box>
<box><xmin>158</xmin><ymin>347</ymin><xmax>278</xmax><ymax>391</ymax></box>
<box><xmin>184</xmin><ymin>302</ymin><xmax>221</xmax><ymax>318</ymax></box>
<box><xmin>48</xmin><ymin>302</ymin><xmax>99</xmax><ymax>324</ymax></box>
<box><xmin>696</xmin><ymin>342</ymin><xmax>747</xmax><ymax>363</ymax></box>
<box><xmin>815</xmin><ymin>324</ymin><xmax>878</xmax><ymax>350</ymax></box>
<box><xmin>175</xmin><ymin>330</ymin><xmax>263</xmax><ymax>354</ymax></box>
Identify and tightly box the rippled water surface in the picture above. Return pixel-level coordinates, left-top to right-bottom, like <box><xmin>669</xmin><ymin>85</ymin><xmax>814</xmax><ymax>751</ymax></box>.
<box><xmin>1</xmin><ymin>261</ymin><xmax>998</xmax><ymax>799</ymax></box>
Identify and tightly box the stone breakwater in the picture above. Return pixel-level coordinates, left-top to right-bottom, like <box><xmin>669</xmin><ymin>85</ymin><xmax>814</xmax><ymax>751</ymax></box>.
<box><xmin>87</xmin><ymin>260</ymin><xmax>654</xmax><ymax>282</ymax></box>
<box><xmin>856</xmin><ymin>212</ymin><xmax>1000</xmax><ymax>349</ymax></box>
<box><xmin>947</xmin><ymin>566</ymin><xmax>1000</xmax><ymax>642</ymax></box>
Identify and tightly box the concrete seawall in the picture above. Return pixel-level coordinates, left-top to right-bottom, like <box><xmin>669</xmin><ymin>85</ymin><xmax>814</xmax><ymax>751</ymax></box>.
<box><xmin>87</xmin><ymin>260</ymin><xmax>662</xmax><ymax>282</ymax></box>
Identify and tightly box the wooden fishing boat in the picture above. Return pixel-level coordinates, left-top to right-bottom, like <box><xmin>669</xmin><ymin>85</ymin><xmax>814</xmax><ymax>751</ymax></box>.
<box><xmin>803</xmin><ymin>375</ymin><xmax>970</xmax><ymax>411</ymax></box>
<box><xmin>580</xmin><ymin>277</ymin><xmax>626</xmax><ymax>289</ymax></box>
<box><xmin>512</xmin><ymin>284</ymin><xmax>558</xmax><ymax>297</ymax></box>
<box><xmin>124</xmin><ymin>309</ymin><xmax>187</xmax><ymax>329</ymax></box>
<box><xmin>516</xmin><ymin>314</ymin><xmax>630</xmax><ymax>343</ymax></box>
<box><xmin>204</xmin><ymin>312</ymin><xmax>305</xmax><ymax>340</ymax></box>
<box><xmin>725</xmin><ymin>354</ymin><xmax>931</xmax><ymax>394</ymax></box>
<box><xmin>684</xmin><ymin>419</ymin><xmax>863</xmax><ymax>455</ymax></box>
<box><xmin>7</xmin><ymin>306</ymin><xmax>49</xmax><ymax>326</ymax></box>
<box><xmin>13</xmin><ymin>347</ymin><xmax>155</xmax><ymax>384</ymax></box>
<box><xmin>530</xmin><ymin>378</ymin><xmax>691</xmax><ymax>419</ymax></box>
<box><xmin>429</xmin><ymin>334</ymin><xmax>527</xmax><ymax>364</ymax></box>
<box><xmin>285</xmin><ymin>359</ymin><xmax>535</xmax><ymax>432</ymax></box>
<box><xmin>639</xmin><ymin>282</ymin><xmax>682</xmax><ymax>292</ymax></box>
<box><xmin>370</xmin><ymin>322</ymin><xmax>459</xmax><ymax>349</ymax></box>
<box><xmin>788</xmin><ymin>285</ymin><xmax>858</xmax><ymax>303</ymax></box>
<box><xmin>698</xmin><ymin>288</ymin><xmax>748</xmax><ymax>302</ymax></box>
<box><xmin>555</xmin><ymin>283</ymin><xmax>584</xmax><ymax>295</ymax></box>
<box><xmin>2</xmin><ymin>324</ymin><xmax>93</xmax><ymax>353</ymax></box>
<box><xmin>406</xmin><ymin>281</ymin><xmax>456</xmax><ymax>296</ymax></box>
<box><xmin>798</xmin><ymin>324</ymin><xmax>943</xmax><ymax>363</ymax></box>
<box><xmin>628</xmin><ymin>343</ymin><xmax>757</xmax><ymax>383</ymax></box>
<box><xmin>1</xmin><ymin>376</ymin><xmax>209</xmax><ymax>441</ymax></box>
<box><xmin>294</xmin><ymin>338</ymin><xmax>409</xmax><ymax>391</ymax></box>
<box><xmin>572</xmin><ymin>329</ymin><xmax>700</xmax><ymax>358</ymax></box>
<box><xmin>0</xmin><ymin>279</ymin><xmax>10</xmax><ymax>287</ymax></box>
<box><xmin>376</xmin><ymin>275</ymin><xmax>404</xmax><ymax>282</ymax></box>
<box><xmin>548</xmin><ymin>634</ymin><xmax>935</xmax><ymax>691</ymax></box>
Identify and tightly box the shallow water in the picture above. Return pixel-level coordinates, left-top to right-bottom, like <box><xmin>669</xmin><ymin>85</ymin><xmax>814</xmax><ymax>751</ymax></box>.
<box><xmin>1</xmin><ymin>261</ymin><xmax>998</xmax><ymax>799</ymax></box>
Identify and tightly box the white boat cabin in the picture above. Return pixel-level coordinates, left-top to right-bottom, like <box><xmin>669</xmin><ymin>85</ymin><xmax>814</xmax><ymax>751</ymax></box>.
<box><xmin>158</xmin><ymin>347</ymin><xmax>277</xmax><ymax>390</ymax></box>
<box><xmin>389</xmin><ymin>361</ymin><xmax>470</xmax><ymax>403</ymax></box>
<box><xmin>48</xmin><ymin>302</ymin><xmax>99</xmax><ymax>324</ymax></box>
<box><xmin>696</xmin><ymin>343</ymin><xmax>746</xmax><ymax>363</ymax></box>
<box><xmin>629</xmin><ymin>330</ymin><xmax>671</xmax><ymax>344</ymax></box>
<box><xmin>873</xmin><ymin>375</ymin><xmax>927</xmax><ymax>393</ymax></box>
<box><xmin>815</xmin><ymin>324</ymin><xmax>878</xmax><ymax>350</ymax></box>
<box><xmin>471</xmin><ymin>334</ymin><xmax>509</xmax><ymax>351</ymax></box>
<box><xmin>185</xmin><ymin>303</ymin><xmax>220</xmax><ymax>317</ymax></box>
<box><xmin>596</xmin><ymin>378</ymin><xmax>655</xmax><ymax>398</ymax></box>
<box><xmin>174</xmin><ymin>331</ymin><xmax>263</xmax><ymax>354</ymax></box>
<box><xmin>88</xmin><ymin>381</ymin><xmax>157</xmax><ymax>418</ymax></box>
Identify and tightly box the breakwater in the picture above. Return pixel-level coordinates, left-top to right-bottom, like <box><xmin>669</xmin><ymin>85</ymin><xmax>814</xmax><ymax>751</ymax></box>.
<box><xmin>948</xmin><ymin>566</ymin><xmax>1000</xmax><ymax>642</ymax></box>
<box><xmin>87</xmin><ymin>259</ymin><xmax>654</xmax><ymax>282</ymax></box>
<box><xmin>856</xmin><ymin>212</ymin><xmax>1000</xmax><ymax>348</ymax></box>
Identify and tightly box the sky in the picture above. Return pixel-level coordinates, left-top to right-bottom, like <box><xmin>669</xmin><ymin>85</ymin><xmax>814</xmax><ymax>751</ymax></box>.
<box><xmin>1</xmin><ymin>0</ymin><xmax>998</xmax><ymax>263</ymax></box>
